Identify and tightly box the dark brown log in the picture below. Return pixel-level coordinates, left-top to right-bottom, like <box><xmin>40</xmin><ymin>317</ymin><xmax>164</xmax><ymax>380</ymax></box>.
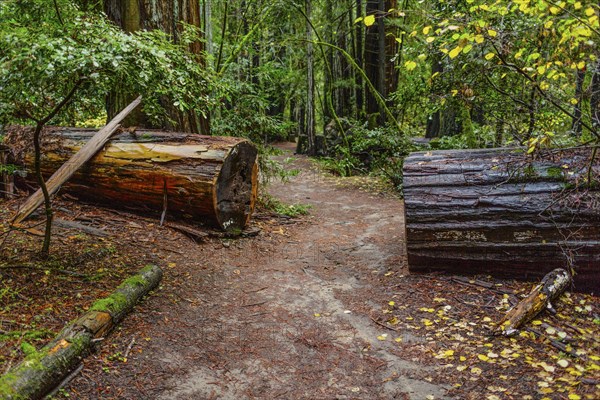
<box><xmin>498</xmin><ymin>268</ymin><xmax>572</xmax><ymax>336</ymax></box>
<box><xmin>0</xmin><ymin>264</ymin><xmax>162</xmax><ymax>400</ymax></box>
<box><xmin>6</xmin><ymin>127</ymin><xmax>259</xmax><ymax>232</ymax></box>
<box><xmin>403</xmin><ymin>147</ymin><xmax>600</xmax><ymax>293</ymax></box>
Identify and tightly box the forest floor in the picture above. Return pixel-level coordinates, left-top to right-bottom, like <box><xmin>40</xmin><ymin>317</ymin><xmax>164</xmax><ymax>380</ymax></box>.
<box><xmin>1</xmin><ymin>143</ymin><xmax>599</xmax><ymax>399</ymax></box>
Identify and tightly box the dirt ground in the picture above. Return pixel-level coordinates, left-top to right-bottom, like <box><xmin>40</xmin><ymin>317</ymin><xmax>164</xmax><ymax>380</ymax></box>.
<box><xmin>2</xmin><ymin>144</ymin><xmax>599</xmax><ymax>399</ymax></box>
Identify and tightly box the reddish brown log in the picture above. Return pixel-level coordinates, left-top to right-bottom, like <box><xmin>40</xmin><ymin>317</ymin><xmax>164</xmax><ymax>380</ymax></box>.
<box><xmin>403</xmin><ymin>147</ymin><xmax>600</xmax><ymax>294</ymax></box>
<box><xmin>6</xmin><ymin>127</ymin><xmax>259</xmax><ymax>232</ymax></box>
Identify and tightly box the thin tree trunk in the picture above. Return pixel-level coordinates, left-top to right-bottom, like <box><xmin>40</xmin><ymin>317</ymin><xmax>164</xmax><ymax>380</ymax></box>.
<box><xmin>571</xmin><ymin>68</ymin><xmax>585</xmax><ymax>136</ymax></box>
<box><xmin>306</xmin><ymin>0</ymin><xmax>317</xmax><ymax>155</ymax></box>
<box><xmin>355</xmin><ymin>0</ymin><xmax>364</xmax><ymax>119</ymax></box>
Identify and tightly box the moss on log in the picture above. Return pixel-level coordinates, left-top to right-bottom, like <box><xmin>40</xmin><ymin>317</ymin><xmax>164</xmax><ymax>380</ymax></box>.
<box><xmin>0</xmin><ymin>265</ymin><xmax>162</xmax><ymax>400</ymax></box>
<box><xmin>6</xmin><ymin>127</ymin><xmax>259</xmax><ymax>232</ymax></box>
<box><xmin>403</xmin><ymin>147</ymin><xmax>599</xmax><ymax>293</ymax></box>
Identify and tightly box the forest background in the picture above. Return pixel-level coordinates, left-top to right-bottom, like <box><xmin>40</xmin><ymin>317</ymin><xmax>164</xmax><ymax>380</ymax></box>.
<box><xmin>0</xmin><ymin>0</ymin><xmax>599</xmax><ymax>192</ymax></box>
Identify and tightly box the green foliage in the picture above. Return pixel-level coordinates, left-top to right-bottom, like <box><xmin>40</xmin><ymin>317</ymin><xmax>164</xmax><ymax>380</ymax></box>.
<box><xmin>320</xmin><ymin>123</ymin><xmax>415</xmax><ymax>190</ymax></box>
<box><xmin>259</xmin><ymin>193</ymin><xmax>311</xmax><ymax>218</ymax></box>
<box><xmin>0</xmin><ymin>0</ymin><xmax>214</xmax><ymax>128</ymax></box>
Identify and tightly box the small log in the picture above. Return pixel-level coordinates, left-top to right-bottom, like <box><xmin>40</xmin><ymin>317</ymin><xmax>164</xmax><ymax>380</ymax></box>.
<box><xmin>10</xmin><ymin>96</ymin><xmax>142</xmax><ymax>226</ymax></box>
<box><xmin>0</xmin><ymin>264</ymin><xmax>162</xmax><ymax>400</ymax></box>
<box><xmin>498</xmin><ymin>268</ymin><xmax>572</xmax><ymax>336</ymax></box>
<box><xmin>403</xmin><ymin>147</ymin><xmax>600</xmax><ymax>293</ymax></box>
<box><xmin>5</xmin><ymin>127</ymin><xmax>259</xmax><ymax>232</ymax></box>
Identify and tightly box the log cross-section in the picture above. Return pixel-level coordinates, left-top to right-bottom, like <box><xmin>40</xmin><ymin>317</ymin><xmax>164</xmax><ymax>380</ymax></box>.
<box><xmin>403</xmin><ymin>147</ymin><xmax>600</xmax><ymax>293</ymax></box>
<box><xmin>6</xmin><ymin>127</ymin><xmax>259</xmax><ymax>232</ymax></box>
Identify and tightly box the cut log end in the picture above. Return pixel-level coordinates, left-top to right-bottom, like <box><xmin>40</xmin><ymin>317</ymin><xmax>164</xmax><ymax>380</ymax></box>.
<box><xmin>215</xmin><ymin>141</ymin><xmax>259</xmax><ymax>232</ymax></box>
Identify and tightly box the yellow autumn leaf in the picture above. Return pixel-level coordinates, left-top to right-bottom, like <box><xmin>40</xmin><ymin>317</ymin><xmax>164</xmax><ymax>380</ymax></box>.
<box><xmin>426</xmin><ymin>36</ymin><xmax>435</xmax><ymax>43</ymax></box>
<box><xmin>364</xmin><ymin>15</ymin><xmax>376</xmax><ymax>27</ymax></box>
<box><xmin>459</xmin><ymin>356</ymin><xmax>467</xmax><ymax>361</ymax></box>
<box><xmin>585</xmin><ymin>7</ymin><xmax>595</xmax><ymax>17</ymax></box>
<box><xmin>423</xmin><ymin>26</ymin><xmax>432</xmax><ymax>35</ymax></box>
<box><xmin>394</xmin><ymin>337</ymin><xmax>403</xmax><ymax>343</ymax></box>
<box><xmin>388</xmin><ymin>301</ymin><xmax>395</xmax><ymax>306</ymax></box>
<box><xmin>478</xmin><ymin>354</ymin><xmax>490</xmax><ymax>362</ymax></box>
<box><xmin>404</xmin><ymin>60</ymin><xmax>417</xmax><ymax>71</ymax></box>
<box><xmin>549</xmin><ymin>6</ymin><xmax>561</xmax><ymax>14</ymax></box>
<box><xmin>377</xmin><ymin>334</ymin><xmax>388</xmax><ymax>341</ymax></box>
<box><xmin>475</xmin><ymin>34</ymin><xmax>485</xmax><ymax>43</ymax></box>
<box><xmin>531</xmin><ymin>320</ymin><xmax>542</xmax><ymax>325</ymax></box>
<box><xmin>568</xmin><ymin>394</ymin><xmax>581</xmax><ymax>400</ymax></box>
<box><xmin>487</xmin><ymin>29</ymin><xmax>497</xmax><ymax>37</ymax></box>
<box><xmin>449</xmin><ymin>46</ymin><xmax>462</xmax><ymax>59</ymax></box>
<box><xmin>314</xmin><ymin>313</ymin><xmax>321</xmax><ymax>317</ymax></box>
<box><xmin>544</xmin><ymin>20</ymin><xmax>553</xmax><ymax>29</ymax></box>
<box><xmin>471</xmin><ymin>367</ymin><xmax>483</xmax><ymax>375</ymax></box>
<box><xmin>485</xmin><ymin>53</ymin><xmax>495</xmax><ymax>60</ymax></box>
<box><xmin>444</xmin><ymin>350</ymin><xmax>455</xmax><ymax>357</ymax></box>
<box><xmin>422</xmin><ymin>319</ymin><xmax>433</xmax><ymax>326</ymax></box>
<box><xmin>463</xmin><ymin>44</ymin><xmax>473</xmax><ymax>54</ymax></box>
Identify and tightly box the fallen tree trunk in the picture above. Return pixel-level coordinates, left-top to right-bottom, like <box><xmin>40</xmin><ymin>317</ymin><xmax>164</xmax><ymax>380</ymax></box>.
<box><xmin>403</xmin><ymin>147</ymin><xmax>600</xmax><ymax>293</ymax></box>
<box><xmin>0</xmin><ymin>264</ymin><xmax>162</xmax><ymax>400</ymax></box>
<box><xmin>498</xmin><ymin>268</ymin><xmax>572</xmax><ymax>336</ymax></box>
<box><xmin>5</xmin><ymin>127</ymin><xmax>259</xmax><ymax>232</ymax></box>
<box><xmin>10</xmin><ymin>96</ymin><xmax>142</xmax><ymax>226</ymax></box>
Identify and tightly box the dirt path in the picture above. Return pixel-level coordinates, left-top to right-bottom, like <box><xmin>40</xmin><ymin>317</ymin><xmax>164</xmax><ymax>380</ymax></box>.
<box><xmin>59</xmin><ymin>146</ymin><xmax>450</xmax><ymax>399</ymax></box>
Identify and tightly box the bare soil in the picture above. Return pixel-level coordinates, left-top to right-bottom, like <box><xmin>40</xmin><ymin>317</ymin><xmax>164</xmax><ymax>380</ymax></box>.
<box><xmin>1</xmin><ymin>144</ymin><xmax>599</xmax><ymax>399</ymax></box>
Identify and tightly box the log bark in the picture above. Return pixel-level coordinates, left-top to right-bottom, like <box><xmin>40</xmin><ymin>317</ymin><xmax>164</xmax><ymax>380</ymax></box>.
<box><xmin>5</xmin><ymin>127</ymin><xmax>259</xmax><ymax>232</ymax></box>
<box><xmin>10</xmin><ymin>96</ymin><xmax>141</xmax><ymax>226</ymax></box>
<box><xmin>498</xmin><ymin>268</ymin><xmax>571</xmax><ymax>336</ymax></box>
<box><xmin>403</xmin><ymin>147</ymin><xmax>600</xmax><ymax>293</ymax></box>
<box><xmin>0</xmin><ymin>264</ymin><xmax>162</xmax><ymax>400</ymax></box>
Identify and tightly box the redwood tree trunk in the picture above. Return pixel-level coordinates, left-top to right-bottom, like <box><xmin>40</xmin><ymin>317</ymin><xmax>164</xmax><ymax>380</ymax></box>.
<box><xmin>104</xmin><ymin>0</ymin><xmax>210</xmax><ymax>134</ymax></box>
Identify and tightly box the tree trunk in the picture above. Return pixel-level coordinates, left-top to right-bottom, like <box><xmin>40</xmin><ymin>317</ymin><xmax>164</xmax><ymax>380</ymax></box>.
<box><xmin>403</xmin><ymin>148</ymin><xmax>600</xmax><ymax>293</ymax></box>
<box><xmin>7</xmin><ymin>128</ymin><xmax>258</xmax><ymax>232</ymax></box>
<box><xmin>592</xmin><ymin>60</ymin><xmax>600</xmax><ymax>132</ymax></box>
<box><xmin>364</xmin><ymin>0</ymin><xmax>397</xmax><ymax>124</ymax></box>
<box><xmin>355</xmin><ymin>0</ymin><xmax>364</xmax><ymax>119</ymax></box>
<box><xmin>0</xmin><ymin>145</ymin><xmax>14</xmax><ymax>199</ymax></box>
<box><xmin>103</xmin><ymin>0</ymin><xmax>210</xmax><ymax>134</ymax></box>
<box><xmin>305</xmin><ymin>0</ymin><xmax>317</xmax><ymax>155</ymax></box>
<box><xmin>571</xmin><ymin>68</ymin><xmax>585</xmax><ymax>136</ymax></box>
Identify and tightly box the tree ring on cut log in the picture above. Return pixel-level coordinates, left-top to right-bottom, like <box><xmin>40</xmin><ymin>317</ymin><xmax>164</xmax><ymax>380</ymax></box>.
<box><xmin>215</xmin><ymin>141</ymin><xmax>259</xmax><ymax>231</ymax></box>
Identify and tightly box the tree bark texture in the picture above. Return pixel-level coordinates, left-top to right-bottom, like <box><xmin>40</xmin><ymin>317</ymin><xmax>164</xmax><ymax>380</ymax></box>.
<box><xmin>6</xmin><ymin>127</ymin><xmax>258</xmax><ymax>232</ymax></box>
<box><xmin>364</xmin><ymin>0</ymin><xmax>397</xmax><ymax>124</ymax></box>
<box><xmin>403</xmin><ymin>148</ymin><xmax>600</xmax><ymax>293</ymax></box>
<box><xmin>0</xmin><ymin>145</ymin><xmax>14</xmax><ymax>198</ymax></box>
<box><xmin>0</xmin><ymin>265</ymin><xmax>162</xmax><ymax>400</ymax></box>
<box><xmin>103</xmin><ymin>0</ymin><xmax>209</xmax><ymax>134</ymax></box>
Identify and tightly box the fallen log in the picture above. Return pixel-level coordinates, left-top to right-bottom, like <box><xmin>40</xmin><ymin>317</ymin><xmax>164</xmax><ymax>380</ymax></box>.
<box><xmin>5</xmin><ymin>127</ymin><xmax>259</xmax><ymax>232</ymax></box>
<box><xmin>0</xmin><ymin>264</ymin><xmax>162</xmax><ymax>400</ymax></box>
<box><xmin>403</xmin><ymin>147</ymin><xmax>600</xmax><ymax>293</ymax></box>
<box><xmin>10</xmin><ymin>96</ymin><xmax>142</xmax><ymax>226</ymax></box>
<box><xmin>498</xmin><ymin>268</ymin><xmax>572</xmax><ymax>336</ymax></box>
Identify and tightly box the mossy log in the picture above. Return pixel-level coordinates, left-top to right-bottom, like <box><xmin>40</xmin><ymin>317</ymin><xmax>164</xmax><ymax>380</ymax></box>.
<box><xmin>0</xmin><ymin>264</ymin><xmax>162</xmax><ymax>400</ymax></box>
<box><xmin>403</xmin><ymin>147</ymin><xmax>600</xmax><ymax>293</ymax></box>
<box><xmin>5</xmin><ymin>127</ymin><xmax>259</xmax><ymax>232</ymax></box>
<box><xmin>499</xmin><ymin>268</ymin><xmax>572</xmax><ymax>336</ymax></box>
